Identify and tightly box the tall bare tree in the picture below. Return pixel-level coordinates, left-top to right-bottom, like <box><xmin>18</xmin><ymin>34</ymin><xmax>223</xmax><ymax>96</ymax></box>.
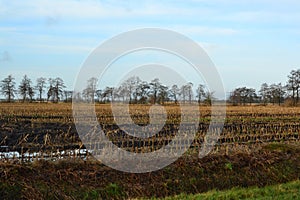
<box><xmin>149</xmin><ymin>78</ymin><xmax>162</xmax><ymax>104</ymax></box>
<box><xmin>116</xmin><ymin>84</ymin><xmax>129</xmax><ymax>103</ymax></box>
<box><xmin>53</xmin><ymin>77</ymin><xmax>65</xmax><ymax>103</ymax></box>
<box><xmin>259</xmin><ymin>83</ymin><xmax>270</xmax><ymax>105</ymax></box>
<box><xmin>180</xmin><ymin>83</ymin><xmax>194</xmax><ymax>104</ymax></box>
<box><xmin>103</xmin><ymin>87</ymin><xmax>114</xmax><ymax>103</ymax></box>
<box><xmin>196</xmin><ymin>84</ymin><xmax>206</xmax><ymax>104</ymax></box>
<box><xmin>203</xmin><ymin>91</ymin><xmax>215</xmax><ymax>106</ymax></box>
<box><xmin>158</xmin><ymin>84</ymin><xmax>169</xmax><ymax>105</ymax></box>
<box><xmin>19</xmin><ymin>75</ymin><xmax>30</xmax><ymax>102</ymax></box>
<box><xmin>96</xmin><ymin>89</ymin><xmax>104</xmax><ymax>103</ymax></box>
<box><xmin>64</xmin><ymin>90</ymin><xmax>73</xmax><ymax>102</ymax></box>
<box><xmin>186</xmin><ymin>82</ymin><xmax>194</xmax><ymax>104</ymax></box>
<box><xmin>169</xmin><ymin>84</ymin><xmax>180</xmax><ymax>104</ymax></box>
<box><xmin>287</xmin><ymin>69</ymin><xmax>300</xmax><ymax>106</ymax></box>
<box><xmin>47</xmin><ymin>78</ymin><xmax>54</xmax><ymax>102</ymax></box>
<box><xmin>269</xmin><ymin>83</ymin><xmax>286</xmax><ymax>105</ymax></box>
<box><xmin>0</xmin><ymin>75</ymin><xmax>16</xmax><ymax>102</ymax></box>
<box><xmin>82</xmin><ymin>77</ymin><xmax>98</xmax><ymax>102</ymax></box>
<box><xmin>47</xmin><ymin>78</ymin><xmax>65</xmax><ymax>103</ymax></box>
<box><xmin>135</xmin><ymin>81</ymin><xmax>150</xmax><ymax>104</ymax></box>
<box><xmin>36</xmin><ymin>77</ymin><xmax>47</xmax><ymax>102</ymax></box>
<box><xmin>124</xmin><ymin>76</ymin><xmax>141</xmax><ymax>104</ymax></box>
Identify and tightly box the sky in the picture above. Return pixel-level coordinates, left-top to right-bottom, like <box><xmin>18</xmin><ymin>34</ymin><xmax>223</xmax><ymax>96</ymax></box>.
<box><xmin>0</xmin><ymin>0</ymin><xmax>300</xmax><ymax>98</ymax></box>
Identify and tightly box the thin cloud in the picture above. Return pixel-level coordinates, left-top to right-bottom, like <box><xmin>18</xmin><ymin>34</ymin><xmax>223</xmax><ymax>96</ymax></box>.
<box><xmin>2</xmin><ymin>0</ymin><xmax>299</xmax><ymax>25</ymax></box>
<box><xmin>45</xmin><ymin>15</ymin><xmax>60</xmax><ymax>26</ymax></box>
<box><xmin>29</xmin><ymin>44</ymin><xmax>92</xmax><ymax>54</ymax></box>
<box><xmin>171</xmin><ymin>26</ymin><xmax>238</xmax><ymax>36</ymax></box>
<box><xmin>219</xmin><ymin>11</ymin><xmax>300</xmax><ymax>23</ymax></box>
<box><xmin>0</xmin><ymin>51</ymin><xmax>12</xmax><ymax>62</ymax></box>
<box><xmin>0</xmin><ymin>27</ymin><xmax>18</xmax><ymax>32</ymax></box>
<box><xmin>0</xmin><ymin>0</ymin><xmax>213</xmax><ymax>20</ymax></box>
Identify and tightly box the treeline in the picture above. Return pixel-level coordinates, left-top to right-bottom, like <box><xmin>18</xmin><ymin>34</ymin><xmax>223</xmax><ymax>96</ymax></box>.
<box><xmin>76</xmin><ymin>76</ymin><xmax>213</xmax><ymax>105</ymax></box>
<box><xmin>0</xmin><ymin>75</ymin><xmax>213</xmax><ymax>104</ymax></box>
<box><xmin>0</xmin><ymin>75</ymin><xmax>71</xmax><ymax>103</ymax></box>
<box><xmin>1</xmin><ymin>69</ymin><xmax>299</xmax><ymax>106</ymax></box>
<box><xmin>229</xmin><ymin>69</ymin><xmax>300</xmax><ymax>106</ymax></box>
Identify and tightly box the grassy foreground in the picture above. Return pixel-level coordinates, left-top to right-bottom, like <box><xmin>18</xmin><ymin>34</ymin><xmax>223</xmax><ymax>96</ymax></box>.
<box><xmin>157</xmin><ymin>180</ymin><xmax>300</xmax><ymax>200</ymax></box>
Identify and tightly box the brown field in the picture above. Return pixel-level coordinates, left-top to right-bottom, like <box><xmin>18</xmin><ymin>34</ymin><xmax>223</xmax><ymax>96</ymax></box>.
<box><xmin>0</xmin><ymin>103</ymin><xmax>299</xmax><ymax>156</ymax></box>
<box><xmin>0</xmin><ymin>103</ymin><xmax>299</xmax><ymax>199</ymax></box>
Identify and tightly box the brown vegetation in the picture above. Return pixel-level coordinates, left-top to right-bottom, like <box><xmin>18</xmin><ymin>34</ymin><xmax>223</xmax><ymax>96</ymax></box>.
<box><xmin>0</xmin><ymin>103</ymin><xmax>299</xmax><ymax>199</ymax></box>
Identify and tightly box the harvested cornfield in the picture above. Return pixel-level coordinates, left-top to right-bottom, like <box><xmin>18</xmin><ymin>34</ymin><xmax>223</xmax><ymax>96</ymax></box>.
<box><xmin>0</xmin><ymin>103</ymin><xmax>299</xmax><ymax>199</ymax></box>
<box><xmin>0</xmin><ymin>103</ymin><xmax>299</xmax><ymax>159</ymax></box>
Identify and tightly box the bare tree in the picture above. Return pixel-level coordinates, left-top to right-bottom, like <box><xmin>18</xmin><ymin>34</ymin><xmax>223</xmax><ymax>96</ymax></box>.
<box><xmin>180</xmin><ymin>83</ymin><xmax>194</xmax><ymax>104</ymax></box>
<box><xmin>131</xmin><ymin>77</ymin><xmax>142</xmax><ymax>104</ymax></box>
<box><xmin>36</xmin><ymin>77</ymin><xmax>47</xmax><ymax>102</ymax></box>
<box><xmin>124</xmin><ymin>76</ymin><xmax>141</xmax><ymax>104</ymax></box>
<box><xmin>203</xmin><ymin>91</ymin><xmax>215</xmax><ymax>106</ymax></box>
<box><xmin>157</xmin><ymin>84</ymin><xmax>169</xmax><ymax>105</ymax></box>
<box><xmin>269</xmin><ymin>83</ymin><xmax>286</xmax><ymax>105</ymax></box>
<box><xmin>28</xmin><ymin>86</ymin><xmax>34</xmax><ymax>102</ymax></box>
<box><xmin>53</xmin><ymin>77</ymin><xmax>65</xmax><ymax>103</ymax></box>
<box><xmin>229</xmin><ymin>87</ymin><xmax>257</xmax><ymax>105</ymax></box>
<box><xmin>287</xmin><ymin>69</ymin><xmax>300</xmax><ymax>106</ymax></box>
<box><xmin>186</xmin><ymin>82</ymin><xmax>194</xmax><ymax>104</ymax></box>
<box><xmin>82</xmin><ymin>77</ymin><xmax>98</xmax><ymax>102</ymax></box>
<box><xmin>116</xmin><ymin>84</ymin><xmax>129</xmax><ymax>103</ymax></box>
<box><xmin>180</xmin><ymin>85</ymin><xmax>186</xmax><ymax>103</ymax></box>
<box><xmin>247</xmin><ymin>88</ymin><xmax>257</xmax><ymax>105</ymax></box>
<box><xmin>135</xmin><ymin>81</ymin><xmax>150</xmax><ymax>104</ymax></box>
<box><xmin>0</xmin><ymin>75</ymin><xmax>16</xmax><ymax>102</ymax></box>
<box><xmin>64</xmin><ymin>90</ymin><xmax>73</xmax><ymax>102</ymax></box>
<box><xmin>19</xmin><ymin>75</ymin><xmax>31</xmax><ymax>102</ymax></box>
<box><xmin>103</xmin><ymin>87</ymin><xmax>114</xmax><ymax>103</ymax></box>
<box><xmin>47</xmin><ymin>78</ymin><xmax>54</xmax><ymax>102</ymax></box>
<box><xmin>169</xmin><ymin>84</ymin><xmax>180</xmax><ymax>104</ymax></box>
<box><xmin>259</xmin><ymin>83</ymin><xmax>270</xmax><ymax>105</ymax></box>
<box><xmin>196</xmin><ymin>84</ymin><xmax>206</xmax><ymax>104</ymax></box>
<box><xmin>96</xmin><ymin>89</ymin><xmax>104</xmax><ymax>103</ymax></box>
<box><xmin>149</xmin><ymin>78</ymin><xmax>161</xmax><ymax>104</ymax></box>
<box><xmin>47</xmin><ymin>78</ymin><xmax>65</xmax><ymax>103</ymax></box>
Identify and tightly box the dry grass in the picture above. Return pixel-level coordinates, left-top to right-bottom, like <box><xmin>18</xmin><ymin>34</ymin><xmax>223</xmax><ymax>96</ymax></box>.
<box><xmin>0</xmin><ymin>103</ymin><xmax>299</xmax><ymax>160</ymax></box>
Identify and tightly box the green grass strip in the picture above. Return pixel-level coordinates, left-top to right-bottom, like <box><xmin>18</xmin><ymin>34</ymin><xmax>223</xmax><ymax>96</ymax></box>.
<box><xmin>153</xmin><ymin>180</ymin><xmax>300</xmax><ymax>200</ymax></box>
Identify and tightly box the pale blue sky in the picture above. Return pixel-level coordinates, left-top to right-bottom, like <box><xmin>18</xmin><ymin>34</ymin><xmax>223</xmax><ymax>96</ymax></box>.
<box><xmin>0</xmin><ymin>0</ymin><xmax>299</xmax><ymax>97</ymax></box>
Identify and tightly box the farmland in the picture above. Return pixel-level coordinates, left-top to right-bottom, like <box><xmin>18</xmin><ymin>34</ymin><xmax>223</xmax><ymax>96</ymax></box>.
<box><xmin>0</xmin><ymin>103</ymin><xmax>300</xmax><ymax>199</ymax></box>
<box><xmin>0</xmin><ymin>103</ymin><xmax>299</xmax><ymax>157</ymax></box>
